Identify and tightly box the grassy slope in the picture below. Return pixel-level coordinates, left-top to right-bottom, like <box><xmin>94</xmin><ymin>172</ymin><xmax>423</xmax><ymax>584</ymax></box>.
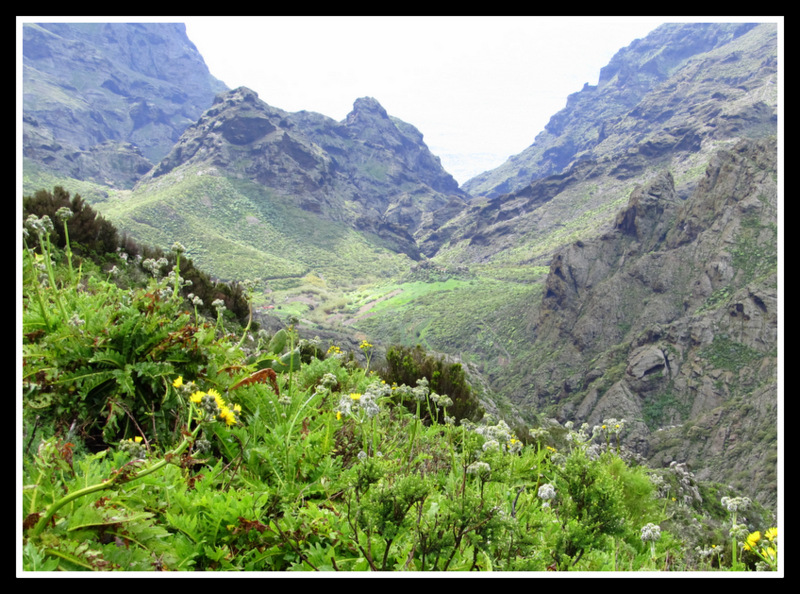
<box><xmin>93</xmin><ymin>166</ymin><xmax>412</xmax><ymax>291</ymax></box>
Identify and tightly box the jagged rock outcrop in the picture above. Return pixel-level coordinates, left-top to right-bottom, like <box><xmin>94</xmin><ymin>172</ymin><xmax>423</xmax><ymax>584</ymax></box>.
<box><xmin>311</xmin><ymin>96</ymin><xmax>466</xmax><ymax>233</ymax></box>
<box><xmin>147</xmin><ymin>87</ymin><xmax>334</xmax><ymax>194</ymax></box>
<box><xmin>22</xmin><ymin>22</ymin><xmax>227</xmax><ymax>188</ymax></box>
<box><xmin>517</xmin><ymin>138</ymin><xmax>778</xmax><ymax>504</ymax></box>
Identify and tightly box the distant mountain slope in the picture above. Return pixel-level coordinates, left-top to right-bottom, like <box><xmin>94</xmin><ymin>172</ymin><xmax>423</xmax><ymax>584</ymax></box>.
<box><xmin>22</xmin><ymin>22</ymin><xmax>227</xmax><ymax>188</ymax></box>
<box><xmin>461</xmin><ymin>23</ymin><xmax>775</xmax><ymax>199</ymax></box>
<box><xmin>420</xmin><ymin>23</ymin><xmax>777</xmax><ymax>262</ymax></box>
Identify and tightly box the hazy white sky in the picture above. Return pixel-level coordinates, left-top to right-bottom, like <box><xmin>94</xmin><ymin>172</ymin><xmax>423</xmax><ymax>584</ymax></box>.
<box><xmin>183</xmin><ymin>16</ymin><xmax>666</xmax><ymax>183</ymax></box>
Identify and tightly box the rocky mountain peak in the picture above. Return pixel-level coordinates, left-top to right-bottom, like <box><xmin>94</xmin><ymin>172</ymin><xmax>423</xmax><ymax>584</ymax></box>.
<box><xmin>347</xmin><ymin>96</ymin><xmax>390</xmax><ymax>121</ymax></box>
<box><xmin>341</xmin><ymin>96</ymin><xmax>438</xmax><ymax>172</ymax></box>
<box><xmin>213</xmin><ymin>85</ymin><xmax>262</xmax><ymax>106</ymax></box>
<box><xmin>146</xmin><ymin>85</ymin><xmax>332</xmax><ymax>202</ymax></box>
<box><xmin>151</xmin><ymin>85</ymin><xmax>288</xmax><ymax>170</ymax></box>
<box><xmin>343</xmin><ymin>96</ymin><xmax>406</xmax><ymax>148</ymax></box>
<box><xmin>134</xmin><ymin>86</ymin><xmax>465</xmax><ymax>259</ymax></box>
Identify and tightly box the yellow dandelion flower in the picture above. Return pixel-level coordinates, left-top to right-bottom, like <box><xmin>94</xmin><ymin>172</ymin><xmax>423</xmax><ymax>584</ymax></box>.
<box><xmin>219</xmin><ymin>407</ymin><xmax>237</xmax><ymax>426</ymax></box>
<box><xmin>765</xmin><ymin>527</ymin><xmax>778</xmax><ymax>542</ymax></box>
<box><xmin>207</xmin><ymin>388</ymin><xmax>225</xmax><ymax>407</ymax></box>
<box><xmin>350</xmin><ymin>393</ymin><xmax>362</xmax><ymax>401</ymax></box>
<box><xmin>134</xmin><ymin>436</ymin><xmax>143</xmax><ymax>443</ymax></box>
<box><xmin>173</xmin><ymin>376</ymin><xmax>184</xmax><ymax>389</ymax></box>
<box><xmin>233</xmin><ymin>403</ymin><xmax>242</xmax><ymax>413</ymax></box>
<box><xmin>744</xmin><ymin>531</ymin><xmax>761</xmax><ymax>551</ymax></box>
<box><xmin>336</xmin><ymin>411</ymin><xmax>342</xmax><ymax>421</ymax></box>
<box><xmin>190</xmin><ymin>390</ymin><xmax>205</xmax><ymax>404</ymax></box>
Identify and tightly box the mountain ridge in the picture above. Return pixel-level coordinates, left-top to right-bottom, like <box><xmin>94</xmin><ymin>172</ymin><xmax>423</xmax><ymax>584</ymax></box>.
<box><xmin>460</xmin><ymin>22</ymin><xmax>772</xmax><ymax>198</ymax></box>
<box><xmin>125</xmin><ymin>85</ymin><xmax>466</xmax><ymax>266</ymax></box>
<box><xmin>22</xmin><ymin>22</ymin><xmax>227</xmax><ymax>188</ymax></box>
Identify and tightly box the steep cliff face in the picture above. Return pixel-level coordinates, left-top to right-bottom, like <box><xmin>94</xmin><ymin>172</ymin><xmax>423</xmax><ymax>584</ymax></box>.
<box><xmin>22</xmin><ymin>22</ymin><xmax>227</xmax><ymax>188</ymax></box>
<box><xmin>520</xmin><ymin>138</ymin><xmax>778</xmax><ymax>504</ymax></box>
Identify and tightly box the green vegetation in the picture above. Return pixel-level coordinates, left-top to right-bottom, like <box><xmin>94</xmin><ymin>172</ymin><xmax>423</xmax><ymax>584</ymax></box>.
<box><xmin>381</xmin><ymin>344</ymin><xmax>484</xmax><ymax>423</ymax></box>
<box><xmin>94</xmin><ymin>170</ymin><xmax>412</xmax><ymax>288</ymax></box>
<box><xmin>21</xmin><ymin>190</ymin><xmax>779</xmax><ymax>572</ymax></box>
<box><xmin>642</xmin><ymin>388</ymin><xmax>690</xmax><ymax>431</ymax></box>
<box><xmin>731</xmin><ymin>213</ymin><xmax>778</xmax><ymax>283</ymax></box>
<box><xmin>700</xmin><ymin>334</ymin><xmax>769</xmax><ymax>372</ymax></box>
<box><xmin>23</xmin><ymin>187</ymin><xmax>253</xmax><ymax>326</ymax></box>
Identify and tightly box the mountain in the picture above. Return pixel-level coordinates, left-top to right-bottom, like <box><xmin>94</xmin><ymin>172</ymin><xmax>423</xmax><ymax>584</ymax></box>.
<box><xmin>21</xmin><ymin>22</ymin><xmax>227</xmax><ymax>188</ymax></box>
<box><xmin>20</xmin><ymin>21</ymin><xmax>780</xmax><ymax>506</ymax></box>
<box><xmin>521</xmin><ymin>138</ymin><xmax>777</xmax><ymax>500</ymax></box>
<box><xmin>461</xmin><ymin>22</ymin><xmax>775</xmax><ymax>199</ymax></box>
<box><xmin>140</xmin><ymin>87</ymin><xmax>464</xmax><ymax>244</ymax></box>
<box><xmin>97</xmin><ymin>86</ymin><xmax>467</xmax><ymax>288</ymax></box>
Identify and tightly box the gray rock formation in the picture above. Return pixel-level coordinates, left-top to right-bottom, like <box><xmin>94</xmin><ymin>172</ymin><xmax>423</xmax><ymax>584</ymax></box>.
<box><xmin>139</xmin><ymin>86</ymin><xmax>465</xmax><ymax>257</ymax></box>
<box><xmin>22</xmin><ymin>22</ymin><xmax>227</xmax><ymax>188</ymax></box>
<box><xmin>523</xmin><ymin>138</ymin><xmax>778</xmax><ymax>504</ymax></box>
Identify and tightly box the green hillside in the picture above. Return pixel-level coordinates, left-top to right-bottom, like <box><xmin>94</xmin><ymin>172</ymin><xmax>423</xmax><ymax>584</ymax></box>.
<box><xmin>97</xmin><ymin>166</ymin><xmax>414</xmax><ymax>288</ymax></box>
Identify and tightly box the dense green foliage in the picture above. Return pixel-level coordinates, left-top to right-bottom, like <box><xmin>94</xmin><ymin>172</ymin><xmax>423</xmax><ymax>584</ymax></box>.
<box><xmin>20</xmin><ymin>190</ymin><xmax>779</xmax><ymax>573</ymax></box>
<box><xmin>23</xmin><ymin>186</ymin><xmax>120</xmax><ymax>257</ymax></box>
<box><xmin>23</xmin><ymin>187</ymin><xmax>253</xmax><ymax>326</ymax></box>
<box><xmin>381</xmin><ymin>344</ymin><xmax>484</xmax><ymax>424</ymax></box>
